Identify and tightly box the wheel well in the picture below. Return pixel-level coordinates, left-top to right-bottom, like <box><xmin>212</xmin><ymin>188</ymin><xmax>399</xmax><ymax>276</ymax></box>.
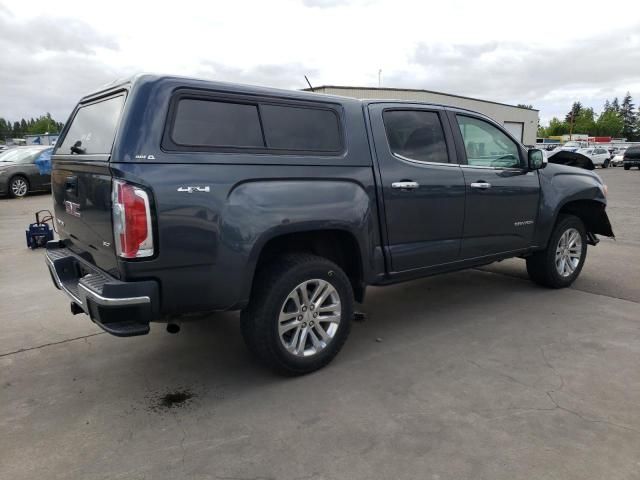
<box><xmin>254</xmin><ymin>230</ymin><xmax>365</xmax><ymax>302</ymax></box>
<box><xmin>10</xmin><ymin>174</ymin><xmax>29</xmax><ymax>186</ymax></box>
<box><xmin>558</xmin><ymin>199</ymin><xmax>613</xmax><ymax>237</ymax></box>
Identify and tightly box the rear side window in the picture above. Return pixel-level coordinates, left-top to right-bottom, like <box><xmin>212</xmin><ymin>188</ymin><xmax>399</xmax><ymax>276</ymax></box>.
<box><xmin>383</xmin><ymin>110</ymin><xmax>449</xmax><ymax>163</ymax></box>
<box><xmin>171</xmin><ymin>99</ymin><xmax>264</xmax><ymax>148</ymax></box>
<box><xmin>165</xmin><ymin>95</ymin><xmax>343</xmax><ymax>154</ymax></box>
<box><xmin>57</xmin><ymin>95</ymin><xmax>125</xmax><ymax>155</ymax></box>
<box><xmin>260</xmin><ymin>104</ymin><xmax>341</xmax><ymax>152</ymax></box>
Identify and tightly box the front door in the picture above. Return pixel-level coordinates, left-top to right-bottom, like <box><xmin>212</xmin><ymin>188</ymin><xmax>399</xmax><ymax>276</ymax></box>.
<box><xmin>369</xmin><ymin>104</ymin><xmax>466</xmax><ymax>272</ymax></box>
<box><xmin>449</xmin><ymin>112</ymin><xmax>540</xmax><ymax>259</ymax></box>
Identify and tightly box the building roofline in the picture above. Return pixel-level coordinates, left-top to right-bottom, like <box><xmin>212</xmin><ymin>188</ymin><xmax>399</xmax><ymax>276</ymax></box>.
<box><xmin>303</xmin><ymin>85</ymin><xmax>539</xmax><ymax>112</ymax></box>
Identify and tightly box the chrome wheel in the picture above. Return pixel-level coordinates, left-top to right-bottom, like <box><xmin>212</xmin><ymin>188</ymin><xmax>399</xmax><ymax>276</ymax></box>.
<box><xmin>278</xmin><ymin>279</ymin><xmax>341</xmax><ymax>357</ymax></box>
<box><xmin>555</xmin><ymin>228</ymin><xmax>582</xmax><ymax>277</ymax></box>
<box><xmin>11</xmin><ymin>177</ymin><xmax>28</xmax><ymax>197</ymax></box>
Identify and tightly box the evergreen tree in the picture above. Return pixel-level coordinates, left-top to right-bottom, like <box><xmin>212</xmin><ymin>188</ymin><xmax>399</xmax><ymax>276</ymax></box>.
<box><xmin>620</xmin><ymin>92</ymin><xmax>638</xmax><ymax>140</ymax></box>
<box><xmin>611</xmin><ymin>97</ymin><xmax>620</xmax><ymax>113</ymax></box>
<box><xmin>565</xmin><ymin>102</ymin><xmax>583</xmax><ymax>124</ymax></box>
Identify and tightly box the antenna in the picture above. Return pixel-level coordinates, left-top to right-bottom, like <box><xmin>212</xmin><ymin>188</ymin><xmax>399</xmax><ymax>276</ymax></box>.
<box><xmin>304</xmin><ymin>75</ymin><xmax>314</xmax><ymax>92</ymax></box>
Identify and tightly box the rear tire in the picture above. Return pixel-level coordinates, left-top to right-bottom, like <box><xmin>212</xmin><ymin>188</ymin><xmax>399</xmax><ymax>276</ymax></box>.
<box><xmin>624</xmin><ymin>165</ymin><xmax>630</xmax><ymax>170</ymax></box>
<box><xmin>526</xmin><ymin>214</ymin><xmax>587</xmax><ymax>289</ymax></box>
<box><xmin>241</xmin><ymin>253</ymin><xmax>354</xmax><ymax>375</ymax></box>
<box><xmin>9</xmin><ymin>175</ymin><xmax>29</xmax><ymax>198</ymax></box>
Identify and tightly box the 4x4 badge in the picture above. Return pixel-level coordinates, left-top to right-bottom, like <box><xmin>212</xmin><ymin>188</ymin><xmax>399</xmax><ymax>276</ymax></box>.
<box><xmin>177</xmin><ymin>186</ymin><xmax>210</xmax><ymax>193</ymax></box>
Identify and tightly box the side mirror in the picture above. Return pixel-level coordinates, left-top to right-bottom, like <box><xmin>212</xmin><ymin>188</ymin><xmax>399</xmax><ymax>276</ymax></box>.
<box><xmin>528</xmin><ymin>149</ymin><xmax>546</xmax><ymax>170</ymax></box>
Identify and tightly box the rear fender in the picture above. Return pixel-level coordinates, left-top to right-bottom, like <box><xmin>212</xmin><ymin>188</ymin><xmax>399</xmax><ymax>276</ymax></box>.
<box><xmin>228</xmin><ymin>179</ymin><xmax>376</xmax><ymax>306</ymax></box>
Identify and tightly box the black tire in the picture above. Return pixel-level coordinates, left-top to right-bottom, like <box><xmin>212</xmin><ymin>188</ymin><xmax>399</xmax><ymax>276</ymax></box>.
<box><xmin>9</xmin><ymin>175</ymin><xmax>29</xmax><ymax>198</ymax></box>
<box><xmin>624</xmin><ymin>165</ymin><xmax>630</xmax><ymax>170</ymax></box>
<box><xmin>526</xmin><ymin>214</ymin><xmax>587</xmax><ymax>289</ymax></box>
<box><xmin>241</xmin><ymin>253</ymin><xmax>354</xmax><ymax>375</ymax></box>
<box><xmin>602</xmin><ymin>159</ymin><xmax>609</xmax><ymax>168</ymax></box>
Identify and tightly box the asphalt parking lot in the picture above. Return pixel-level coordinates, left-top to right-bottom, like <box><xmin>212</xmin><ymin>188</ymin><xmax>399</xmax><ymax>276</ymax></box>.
<box><xmin>2</xmin><ymin>168</ymin><xmax>639</xmax><ymax>480</ymax></box>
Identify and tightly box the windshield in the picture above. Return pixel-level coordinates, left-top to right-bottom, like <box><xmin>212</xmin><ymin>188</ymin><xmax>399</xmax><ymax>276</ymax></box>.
<box><xmin>0</xmin><ymin>147</ymin><xmax>48</xmax><ymax>163</ymax></box>
<box><xmin>56</xmin><ymin>94</ymin><xmax>125</xmax><ymax>156</ymax></box>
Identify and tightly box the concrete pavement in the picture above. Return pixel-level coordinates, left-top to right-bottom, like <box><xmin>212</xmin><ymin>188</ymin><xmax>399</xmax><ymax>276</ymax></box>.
<box><xmin>1</xmin><ymin>168</ymin><xmax>639</xmax><ymax>480</ymax></box>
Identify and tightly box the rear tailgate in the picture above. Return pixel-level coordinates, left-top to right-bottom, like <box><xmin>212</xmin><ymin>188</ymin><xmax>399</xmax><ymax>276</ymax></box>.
<box><xmin>52</xmin><ymin>93</ymin><xmax>125</xmax><ymax>276</ymax></box>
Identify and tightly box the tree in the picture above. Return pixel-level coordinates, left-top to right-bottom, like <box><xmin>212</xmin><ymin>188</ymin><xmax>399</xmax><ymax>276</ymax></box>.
<box><xmin>546</xmin><ymin>117</ymin><xmax>569</xmax><ymax>136</ymax></box>
<box><xmin>620</xmin><ymin>92</ymin><xmax>638</xmax><ymax>140</ymax></box>
<box><xmin>573</xmin><ymin>107</ymin><xmax>596</xmax><ymax>134</ymax></box>
<box><xmin>611</xmin><ymin>97</ymin><xmax>620</xmax><ymax>113</ymax></box>
<box><xmin>595</xmin><ymin>109</ymin><xmax>623</xmax><ymax>137</ymax></box>
<box><xmin>0</xmin><ymin>114</ymin><xmax>64</xmax><ymax>141</ymax></box>
<box><xmin>565</xmin><ymin>102</ymin><xmax>583</xmax><ymax>124</ymax></box>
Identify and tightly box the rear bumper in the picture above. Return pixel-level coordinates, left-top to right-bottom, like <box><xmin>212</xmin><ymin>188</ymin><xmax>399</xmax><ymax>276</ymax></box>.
<box><xmin>623</xmin><ymin>159</ymin><xmax>640</xmax><ymax>167</ymax></box>
<box><xmin>45</xmin><ymin>241</ymin><xmax>159</xmax><ymax>336</ymax></box>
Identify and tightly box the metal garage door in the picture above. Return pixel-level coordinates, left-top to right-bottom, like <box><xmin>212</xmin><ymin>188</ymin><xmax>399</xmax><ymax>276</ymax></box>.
<box><xmin>504</xmin><ymin>122</ymin><xmax>524</xmax><ymax>142</ymax></box>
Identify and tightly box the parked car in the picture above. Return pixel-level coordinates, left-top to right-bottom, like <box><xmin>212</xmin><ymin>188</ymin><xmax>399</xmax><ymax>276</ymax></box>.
<box><xmin>560</xmin><ymin>141</ymin><xmax>588</xmax><ymax>152</ymax></box>
<box><xmin>45</xmin><ymin>75</ymin><xmax>614</xmax><ymax>375</ymax></box>
<box><xmin>576</xmin><ymin>147</ymin><xmax>611</xmax><ymax>168</ymax></box>
<box><xmin>0</xmin><ymin>145</ymin><xmax>53</xmax><ymax>198</ymax></box>
<box><xmin>611</xmin><ymin>147</ymin><xmax>627</xmax><ymax>167</ymax></box>
<box><xmin>623</xmin><ymin>146</ymin><xmax>640</xmax><ymax>170</ymax></box>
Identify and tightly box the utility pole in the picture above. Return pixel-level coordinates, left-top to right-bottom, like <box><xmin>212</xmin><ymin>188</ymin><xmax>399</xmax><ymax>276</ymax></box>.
<box><xmin>378</xmin><ymin>69</ymin><xmax>382</xmax><ymax>88</ymax></box>
<box><xmin>569</xmin><ymin>111</ymin><xmax>574</xmax><ymax>141</ymax></box>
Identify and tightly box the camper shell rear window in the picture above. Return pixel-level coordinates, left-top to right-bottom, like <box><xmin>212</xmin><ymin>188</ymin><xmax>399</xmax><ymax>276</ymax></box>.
<box><xmin>55</xmin><ymin>94</ymin><xmax>125</xmax><ymax>157</ymax></box>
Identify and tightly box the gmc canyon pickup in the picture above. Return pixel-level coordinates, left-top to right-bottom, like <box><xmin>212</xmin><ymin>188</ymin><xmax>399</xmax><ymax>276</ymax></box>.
<box><xmin>45</xmin><ymin>75</ymin><xmax>614</xmax><ymax>374</ymax></box>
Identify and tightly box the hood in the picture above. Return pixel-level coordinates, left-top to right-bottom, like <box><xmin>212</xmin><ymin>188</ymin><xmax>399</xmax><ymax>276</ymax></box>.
<box><xmin>547</xmin><ymin>150</ymin><xmax>595</xmax><ymax>170</ymax></box>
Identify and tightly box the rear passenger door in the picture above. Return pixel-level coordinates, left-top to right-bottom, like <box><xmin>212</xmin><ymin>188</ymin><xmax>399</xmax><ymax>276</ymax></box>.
<box><xmin>448</xmin><ymin>112</ymin><xmax>540</xmax><ymax>258</ymax></box>
<box><xmin>369</xmin><ymin>104</ymin><xmax>466</xmax><ymax>272</ymax></box>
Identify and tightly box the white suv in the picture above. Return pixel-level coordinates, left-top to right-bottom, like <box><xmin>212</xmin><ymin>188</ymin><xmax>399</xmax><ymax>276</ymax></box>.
<box><xmin>577</xmin><ymin>147</ymin><xmax>611</xmax><ymax>168</ymax></box>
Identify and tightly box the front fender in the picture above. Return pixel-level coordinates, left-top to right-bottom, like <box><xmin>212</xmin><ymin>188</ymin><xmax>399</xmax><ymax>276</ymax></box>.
<box><xmin>534</xmin><ymin>164</ymin><xmax>613</xmax><ymax>247</ymax></box>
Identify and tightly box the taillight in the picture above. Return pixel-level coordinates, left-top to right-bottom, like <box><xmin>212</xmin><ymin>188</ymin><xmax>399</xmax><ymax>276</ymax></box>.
<box><xmin>112</xmin><ymin>179</ymin><xmax>154</xmax><ymax>259</ymax></box>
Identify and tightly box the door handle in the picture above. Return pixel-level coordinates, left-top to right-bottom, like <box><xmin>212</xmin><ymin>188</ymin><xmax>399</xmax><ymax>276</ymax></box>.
<box><xmin>391</xmin><ymin>181</ymin><xmax>420</xmax><ymax>190</ymax></box>
<box><xmin>470</xmin><ymin>182</ymin><xmax>491</xmax><ymax>190</ymax></box>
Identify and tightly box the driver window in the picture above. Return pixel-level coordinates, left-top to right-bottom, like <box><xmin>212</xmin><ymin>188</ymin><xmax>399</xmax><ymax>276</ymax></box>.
<box><xmin>456</xmin><ymin>115</ymin><xmax>521</xmax><ymax>168</ymax></box>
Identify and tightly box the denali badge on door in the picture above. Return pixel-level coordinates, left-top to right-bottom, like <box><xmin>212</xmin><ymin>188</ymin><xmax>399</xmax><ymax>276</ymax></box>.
<box><xmin>64</xmin><ymin>200</ymin><xmax>81</xmax><ymax>217</ymax></box>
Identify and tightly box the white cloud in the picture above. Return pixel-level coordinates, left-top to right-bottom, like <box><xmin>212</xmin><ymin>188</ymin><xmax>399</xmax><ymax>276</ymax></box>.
<box><xmin>1</xmin><ymin>0</ymin><xmax>639</xmax><ymax>125</ymax></box>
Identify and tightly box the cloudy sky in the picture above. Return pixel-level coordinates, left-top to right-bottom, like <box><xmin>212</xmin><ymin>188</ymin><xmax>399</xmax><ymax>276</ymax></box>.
<box><xmin>1</xmin><ymin>0</ymin><xmax>639</xmax><ymax>125</ymax></box>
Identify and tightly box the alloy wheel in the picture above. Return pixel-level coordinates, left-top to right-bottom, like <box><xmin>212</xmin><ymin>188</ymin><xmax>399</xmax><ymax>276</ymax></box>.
<box><xmin>555</xmin><ymin>228</ymin><xmax>582</xmax><ymax>277</ymax></box>
<box><xmin>11</xmin><ymin>178</ymin><xmax>28</xmax><ymax>197</ymax></box>
<box><xmin>278</xmin><ymin>279</ymin><xmax>341</xmax><ymax>357</ymax></box>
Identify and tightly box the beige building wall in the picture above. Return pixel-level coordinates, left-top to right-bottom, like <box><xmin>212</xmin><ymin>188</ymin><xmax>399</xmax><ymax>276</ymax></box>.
<box><xmin>310</xmin><ymin>86</ymin><xmax>539</xmax><ymax>146</ymax></box>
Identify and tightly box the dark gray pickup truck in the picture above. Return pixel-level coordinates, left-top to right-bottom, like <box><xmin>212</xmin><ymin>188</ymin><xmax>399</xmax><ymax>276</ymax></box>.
<box><xmin>45</xmin><ymin>74</ymin><xmax>613</xmax><ymax>374</ymax></box>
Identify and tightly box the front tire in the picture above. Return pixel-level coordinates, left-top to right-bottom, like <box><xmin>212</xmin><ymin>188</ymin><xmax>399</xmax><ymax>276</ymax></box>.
<box><xmin>624</xmin><ymin>165</ymin><xmax>630</xmax><ymax>170</ymax></box>
<box><xmin>602</xmin><ymin>159</ymin><xmax>610</xmax><ymax>168</ymax></box>
<box><xmin>526</xmin><ymin>214</ymin><xmax>587</xmax><ymax>288</ymax></box>
<box><xmin>9</xmin><ymin>175</ymin><xmax>29</xmax><ymax>198</ymax></box>
<box><xmin>241</xmin><ymin>253</ymin><xmax>353</xmax><ymax>375</ymax></box>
